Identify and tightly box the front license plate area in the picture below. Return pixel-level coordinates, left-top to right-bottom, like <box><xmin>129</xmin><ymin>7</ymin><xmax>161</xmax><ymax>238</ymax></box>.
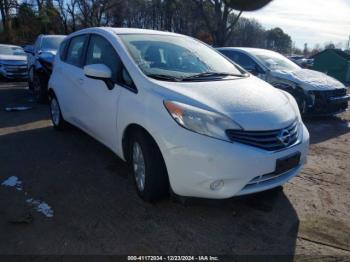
<box><xmin>275</xmin><ymin>152</ymin><xmax>301</xmax><ymax>174</ymax></box>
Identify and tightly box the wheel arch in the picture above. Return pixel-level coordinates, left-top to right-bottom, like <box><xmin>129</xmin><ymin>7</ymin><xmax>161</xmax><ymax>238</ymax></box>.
<box><xmin>121</xmin><ymin>124</ymin><xmax>165</xmax><ymax>164</ymax></box>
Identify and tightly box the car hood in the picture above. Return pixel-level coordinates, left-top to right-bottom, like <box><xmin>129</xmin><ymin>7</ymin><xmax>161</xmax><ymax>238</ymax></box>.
<box><xmin>0</xmin><ymin>54</ymin><xmax>27</xmax><ymax>61</ymax></box>
<box><xmin>270</xmin><ymin>69</ymin><xmax>345</xmax><ymax>91</ymax></box>
<box><xmin>152</xmin><ymin>76</ymin><xmax>297</xmax><ymax>131</ymax></box>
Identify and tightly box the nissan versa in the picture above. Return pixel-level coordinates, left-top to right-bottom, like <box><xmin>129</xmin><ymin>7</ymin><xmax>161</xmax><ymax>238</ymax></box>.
<box><xmin>48</xmin><ymin>28</ymin><xmax>309</xmax><ymax>201</ymax></box>
<box><xmin>217</xmin><ymin>47</ymin><xmax>350</xmax><ymax>116</ymax></box>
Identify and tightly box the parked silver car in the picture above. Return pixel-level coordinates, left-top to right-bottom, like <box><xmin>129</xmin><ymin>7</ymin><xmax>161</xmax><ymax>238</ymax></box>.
<box><xmin>0</xmin><ymin>44</ymin><xmax>27</xmax><ymax>80</ymax></box>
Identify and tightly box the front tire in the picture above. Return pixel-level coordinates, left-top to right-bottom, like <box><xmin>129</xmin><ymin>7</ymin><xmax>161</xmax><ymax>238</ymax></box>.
<box><xmin>28</xmin><ymin>67</ymin><xmax>34</xmax><ymax>91</ymax></box>
<box><xmin>33</xmin><ymin>73</ymin><xmax>48</xmax><ymax>103</ymax></box>
<box><xmin>129</xmin><ymin>130</ymin><xmax>169</xmax><ymax>202</ymax></box>
<box><xmin>50</xmin><ymin>95</ymin><xmax>66</xmax><ymax>130</ymax></box>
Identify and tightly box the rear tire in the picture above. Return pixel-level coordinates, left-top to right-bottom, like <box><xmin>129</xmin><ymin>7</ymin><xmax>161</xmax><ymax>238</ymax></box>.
<box><xmin>129</xmin><ymin>130</ymin><xmax>169</xmax><ymax>202</ymax></box>
<box><xmin>49</xmin><ymin>94</ymin><xmax>66</xmax><ymax>130</ymax></box>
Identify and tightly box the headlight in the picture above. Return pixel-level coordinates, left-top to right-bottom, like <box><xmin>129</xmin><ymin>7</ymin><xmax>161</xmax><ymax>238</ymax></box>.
<box><xmin>164</xmin><ymin>101</ymin><xmax>241</xmax><ymax>142</ymax></box>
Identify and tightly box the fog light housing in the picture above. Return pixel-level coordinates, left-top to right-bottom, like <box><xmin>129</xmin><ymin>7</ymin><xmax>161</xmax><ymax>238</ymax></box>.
<box><xmin>210</xmin><ymin>180</ymin><xmax>224</xmax><ymax>191</ymax></box>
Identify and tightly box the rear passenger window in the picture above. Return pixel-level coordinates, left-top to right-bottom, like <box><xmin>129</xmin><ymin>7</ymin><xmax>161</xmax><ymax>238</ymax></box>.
<box><xmin>65</xmin><ymin>35</ymin><xmax>87</xmax><ymax>67</ymax></box>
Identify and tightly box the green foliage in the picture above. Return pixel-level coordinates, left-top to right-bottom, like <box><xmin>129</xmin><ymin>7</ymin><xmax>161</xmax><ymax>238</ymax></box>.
<box><xmin>265</xmin><ymin>27</ymin><xmax>292</xmax><ymax>54</ymax></box>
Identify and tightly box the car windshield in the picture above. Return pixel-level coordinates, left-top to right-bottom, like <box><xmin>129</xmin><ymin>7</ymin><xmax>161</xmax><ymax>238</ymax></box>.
<box><xmin>252</xmin><ymin>50</ymin><xmax>300</xmax><ymax>71</ymax></box>
<box><xmin>0</xmin><ymin>46</ymin><xmax>25</xmax><ymax>56</ymax></box>
<box><xmin>118</xmin><ymin>34</ymin><xmax>244</xmax><ymax>81</ymax></box>
<box><xmin>42</xmin><ymin>36</ymin><xmax>65</xmax><ymax>51</ymax></box>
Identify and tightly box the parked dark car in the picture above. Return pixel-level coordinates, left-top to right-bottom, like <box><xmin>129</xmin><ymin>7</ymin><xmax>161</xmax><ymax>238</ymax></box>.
<box><xmin>218</xmin><ymin>47</ymin><xmax>349</xmax><ymax>116</ymax></box>
<box><xmin>25</xmin><ymin>34</ymin><xmax>65</xmax><ymax>102</ymax></box>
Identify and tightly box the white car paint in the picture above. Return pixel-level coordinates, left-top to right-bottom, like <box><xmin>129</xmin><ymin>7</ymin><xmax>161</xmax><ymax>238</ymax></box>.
<box><xmin>49</xmin><ymin>28</ymin><xmax>309</xmax><ymax>199</ymax></box>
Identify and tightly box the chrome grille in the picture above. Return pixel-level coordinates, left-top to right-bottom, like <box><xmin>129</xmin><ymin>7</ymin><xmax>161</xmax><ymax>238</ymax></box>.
<box><xmin>318</xmin><ymin>88</ymin><xmax>347</xmax><ymax>98</ymax></box>
<box><xmin>226</xmin><ymin>121</ymin><xmax>299</xmax><ymax>151</ymax></box>
<box><xmin>4</xmin><ymin>65</ymin><xmax>27</xmax><ymax>72</ymax></box>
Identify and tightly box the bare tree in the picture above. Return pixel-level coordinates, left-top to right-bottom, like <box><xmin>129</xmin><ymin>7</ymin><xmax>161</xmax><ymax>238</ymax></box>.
<box><xmin>193</xmin><ymin>0</ymin><xmax>242</xmax><ymax>46</ymax></box>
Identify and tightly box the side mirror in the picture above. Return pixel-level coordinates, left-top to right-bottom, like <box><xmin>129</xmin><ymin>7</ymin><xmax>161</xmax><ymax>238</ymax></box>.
<box><xmin>24</xmin><ymin>45</ymin><xmax>34</xmax><ymax>55</ymax></box>
<box><xmin>84</xmin><ymin>64</ymin><xmax>114</xmax><ymax>90</ymax></box>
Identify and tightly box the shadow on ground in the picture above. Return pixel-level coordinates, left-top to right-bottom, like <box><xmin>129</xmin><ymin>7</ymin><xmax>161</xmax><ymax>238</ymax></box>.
<box><xmin>304</xmin><ymin>115</ymin><xmax>350</xmax><ymax>144</ymax></box>
<box><xmin>0</xmin><ymin>125</ymin><xmax>298</xmax><ymax>257</ymax></box>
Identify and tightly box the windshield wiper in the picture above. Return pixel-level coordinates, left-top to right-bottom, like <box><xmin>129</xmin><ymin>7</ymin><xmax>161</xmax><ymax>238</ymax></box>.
<box><xmin>146</xmin><ymin>74</ymin><xmax>183</xmax><ymax>82</ymax></box>
<box><xmin>183</xmin><ymin>72</ymin><xmax>247</xmax><ymax>80</ymax></box>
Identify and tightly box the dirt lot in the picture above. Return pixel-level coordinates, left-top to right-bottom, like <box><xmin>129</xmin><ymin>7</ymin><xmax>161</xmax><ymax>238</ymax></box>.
<box><xmin>0</xmin><ymin>82</ymin><xmax>349</xmax><ymax>258</ymax></box>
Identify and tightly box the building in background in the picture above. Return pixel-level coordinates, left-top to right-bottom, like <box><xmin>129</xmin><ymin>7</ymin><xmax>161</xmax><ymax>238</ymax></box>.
<box><xmin>312</xmin><ymin>49</ymin><xmax>350</xmax><ymax>85</ymax></box>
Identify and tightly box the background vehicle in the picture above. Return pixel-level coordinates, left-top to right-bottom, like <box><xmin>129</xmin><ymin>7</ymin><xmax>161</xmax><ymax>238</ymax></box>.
<box><xmin>218</xmin><ymin>47</ymin><xmax>349</xmax><ymax>116</ymax></box>
<box><xmin>0</xmin><ymin>44</ymin><xmax>27</xmax><ymax>80</ymax></box>
<box><xmin>25</xmin><ymin>34</ymin><xmax>65</xmax><ymax>102</ymax></box>
<box><xmin>49</xmin><ymin>28</ymin><xmax>309</xmax><ymax>202</ymax></box>
<box><xmin>289</xmin><ymin>55</ymin><xmax>314</xmax><ymax>68</ymax></box>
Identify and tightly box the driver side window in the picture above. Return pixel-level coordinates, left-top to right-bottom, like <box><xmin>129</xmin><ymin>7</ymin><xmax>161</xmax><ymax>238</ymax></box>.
<box><xmin>85</xmin><ymin>34</ymin><xmax>135</xmax><ymax>91</ymax></box>
<box><xmin>226</xmin><ymin>51</ymin><xmax>257</xmax><ymax>70</ymax></box>
<box><xmin>85</xmin><ymin>34</ymin><xmax>121</xmax><ymax>82</ymax></box>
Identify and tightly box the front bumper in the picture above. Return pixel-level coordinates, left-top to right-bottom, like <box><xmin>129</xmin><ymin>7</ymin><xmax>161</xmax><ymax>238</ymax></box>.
<box><xmin>158</xmin><ymin>123</ymin><xmax>309</xmax><ymax>199</ymax></box>
<box><xmin>0</xmin><ymin>65</ymin><xmax>28</xmax><ymax>79</ymax></box>
<box><xmin>306</xmin><ymin>89</ymin><xmax>349</xmax><ymax>115</ymax></box>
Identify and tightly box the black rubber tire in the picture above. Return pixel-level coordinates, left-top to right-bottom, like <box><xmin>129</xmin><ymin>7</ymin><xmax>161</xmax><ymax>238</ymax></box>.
<box><xmin>49</xmin><ymin>94</ymin><xmax>66</xmax><ymax>130</ymax></box>
<box><xmin>28</xmin><ymin>67</ymin><xmax>34</xmax><ymax>91</ymax></box>
<box><xmin>129</xmin><ymin>130</ymin><xmax>169</xmax><ymax>202</ymax></box>
<box><xmin>33</xmin><ymin>73</ymin><xmax>48</xmax><ymax>103</ymax></box>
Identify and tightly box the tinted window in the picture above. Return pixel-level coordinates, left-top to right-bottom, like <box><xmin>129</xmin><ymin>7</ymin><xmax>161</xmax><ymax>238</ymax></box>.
<box><xmin>66</xmin><ymin>35</ymin><xmax>87</xmax><ymax>67</ymax></box>
<box><xmin>223</xmin><ymin>51</ymin><xmax>256</xmax><ymax>69</ymax></box>
<box><xmin>85</xmin><ymin>35</ymin><xmax>121</xmax><ymax>82</ymax></box>
<box><xmin>85</xmin><ymin>34</ymin><xmax>135</xmax><ymax>90</ymax></box>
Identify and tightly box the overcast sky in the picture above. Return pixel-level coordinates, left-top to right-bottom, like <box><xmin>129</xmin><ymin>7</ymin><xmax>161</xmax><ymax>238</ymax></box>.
<box><xmin>242</xmin><ymin>0</ymin><xmax>350</xmax><ymax>49</ymax></box>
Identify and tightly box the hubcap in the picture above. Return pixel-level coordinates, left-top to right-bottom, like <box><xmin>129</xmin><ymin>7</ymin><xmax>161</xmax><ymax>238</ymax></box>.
<box><xmin>50</xmin><ymin>98</ymin><xmax>60</xmax><ymax>126</ymax></box>
<box><xmin>132</xmin><ymin>142</ymin><xmax>146</xmax><ymax>192</ymax></box>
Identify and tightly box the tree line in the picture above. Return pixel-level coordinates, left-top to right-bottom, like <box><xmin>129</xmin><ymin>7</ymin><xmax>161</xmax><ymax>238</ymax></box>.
<box><xmin>1</xmin><ymin>0</ymin><xmax>295</xmax><ymax>54</ymax></box>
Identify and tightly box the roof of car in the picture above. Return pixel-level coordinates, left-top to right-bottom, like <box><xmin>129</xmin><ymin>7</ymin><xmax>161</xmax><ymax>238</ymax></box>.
<box><xmin>217</xmin><ymin>47</ymin><xmax>270</xmax><ymax>53</ymax></box>
<box><xmin>41</xmin><ymin>34</ymin><xmax>66</xmax><ymax>38</ymax></box>
<box><xmin>74</xmin><ymin>27</ymin><xmax>183</xmax><ymax>37</ymax></box>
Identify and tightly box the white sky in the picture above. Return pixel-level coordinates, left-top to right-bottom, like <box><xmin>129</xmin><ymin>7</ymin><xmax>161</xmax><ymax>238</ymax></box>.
<box><xmin>242</xmin><ymin>0</ymin><xmax>350</xmax><ymax>49</ymax></box>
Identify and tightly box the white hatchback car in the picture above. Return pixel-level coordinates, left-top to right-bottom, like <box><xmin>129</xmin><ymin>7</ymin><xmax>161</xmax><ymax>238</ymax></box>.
<box><xmin>48</xmin><ymin>27</ymin><xmax>309</xmax><ymax>201</ymax></box>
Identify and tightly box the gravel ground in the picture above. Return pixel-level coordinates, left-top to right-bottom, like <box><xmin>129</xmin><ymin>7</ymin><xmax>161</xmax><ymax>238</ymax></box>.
<box><xmin>0</xmin><ymin>82</ymin><xmax>349</xmax><ymax>258</ymax></box>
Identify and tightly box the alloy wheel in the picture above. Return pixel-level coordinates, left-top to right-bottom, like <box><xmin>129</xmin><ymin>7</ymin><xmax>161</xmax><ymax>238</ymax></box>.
<box><xmin>50</xmin><ymin>98</ymin><xmax>60</xmax><ymax>126</ymax></box>
<box><xmin>132</xmin><ymin>142</ymin><xmax>146</xmax><ymax>192</ymax></box>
